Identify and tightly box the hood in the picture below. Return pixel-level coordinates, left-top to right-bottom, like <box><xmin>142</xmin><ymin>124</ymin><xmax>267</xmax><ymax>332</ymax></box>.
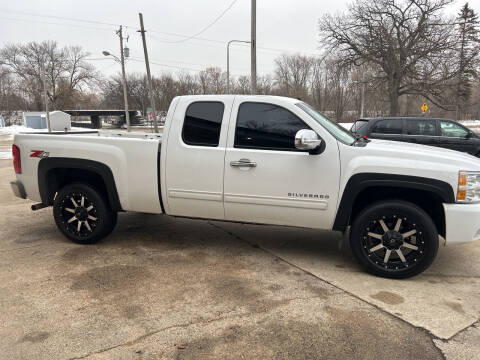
<box><xmin>362</xmin><ymin>139</ymin><xmax>480</xmax><ymax>171</ymax></box>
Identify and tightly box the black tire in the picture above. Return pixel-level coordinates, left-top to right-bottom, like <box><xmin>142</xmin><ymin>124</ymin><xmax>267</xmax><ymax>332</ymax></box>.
<box><xmin>53</xmin><ymin>183</ymin><xmax>117</xmax><ymax>244</ymax></box>
<box><xmin>350</xmin><ymin>200</ymin><xmax>438</xmax><ymax>279</ymax></box>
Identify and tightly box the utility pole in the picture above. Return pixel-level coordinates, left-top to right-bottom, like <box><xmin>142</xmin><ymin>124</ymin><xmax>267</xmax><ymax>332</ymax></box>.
<box><xmin>138</xmin><ymin>13</ymin><xmax>158</xmax><ymax>133</ymax></box>
<box><xmin>117</xmin><ymin>25</ymin><xmax>131</xmax><ymax>132</ymax></box>
<box><xmin>41</xmin><ymin>63</ymin><xmax>51</xmax><ymax>132</ymax></box>
<box><xmin>251</xmin><ymin>0</ymin><xmax>257</xmax><ymax>94</ymax></box>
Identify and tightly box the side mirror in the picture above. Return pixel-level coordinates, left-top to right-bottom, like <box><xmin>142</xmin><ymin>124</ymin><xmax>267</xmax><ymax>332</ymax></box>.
<box><xmin>295</xmin><ymin>129</ymin><xmax>322</xmax><ymax>152</ymax></box>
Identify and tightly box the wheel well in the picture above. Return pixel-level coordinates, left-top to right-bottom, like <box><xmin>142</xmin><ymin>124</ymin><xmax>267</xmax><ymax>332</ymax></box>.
<box><xmin>38</xmin><ymin>158</ymin><xmax>122</xmax><ymax>211</ymax></box>
<box><xmin>45</xmin><ymin>168</ymin><xmax>110</xmax><ymax>208</ymax></box>
<box><xmin>349</xmin><ymin>187</ymin><xmax>446</xmax><ymax>237</ymax></box>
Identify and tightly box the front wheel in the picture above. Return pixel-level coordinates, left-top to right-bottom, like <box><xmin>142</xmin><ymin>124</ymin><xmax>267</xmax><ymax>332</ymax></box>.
<box><xmin>53</xmin><ymin>183</ymin><xmax>117</xmax><ymax>244</ymax></box>
<box><xmin>350</xmin><ymin>200</ymin><xmax>439</xmax><ymax>279</ymax></box>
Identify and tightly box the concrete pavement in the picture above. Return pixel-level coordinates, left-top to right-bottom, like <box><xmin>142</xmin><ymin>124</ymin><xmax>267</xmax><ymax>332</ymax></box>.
<box><xmin>0</xmin><ymin>144</ymin><xmax>478</xmax><ymax>359</ymax></box>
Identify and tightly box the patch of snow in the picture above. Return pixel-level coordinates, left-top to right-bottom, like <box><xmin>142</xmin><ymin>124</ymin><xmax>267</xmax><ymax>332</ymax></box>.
<box><xmin>338</xmin><ymin>122</ymin><xmax>353</xmax><ymax>130</ymax></box>
<box><xmin>0</xmin><ymin>125</ymin><xmax>85</xmax><ymax>140</ymax></box>
<box><xmin>460</xmin><ymin>120</ymin><xmax>480</xmax><ymax>127</ymax></box>
<box><xmin>0</xmin><ymin>144</ymin><xmax>12</xmax><ymax>159</ymax></box>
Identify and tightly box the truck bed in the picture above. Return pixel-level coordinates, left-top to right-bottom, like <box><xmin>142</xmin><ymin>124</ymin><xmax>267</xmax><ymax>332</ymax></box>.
<box><xmin>13</xmin><ymin>131</ymin><xmax>163</xmax><ymax>214</ymax></box>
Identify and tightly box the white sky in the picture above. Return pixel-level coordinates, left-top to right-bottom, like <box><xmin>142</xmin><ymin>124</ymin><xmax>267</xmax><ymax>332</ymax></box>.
<box><xmin>0</xmin><ymin>0</ymin><xmax>477</xmax><ymax>78</ymax></box>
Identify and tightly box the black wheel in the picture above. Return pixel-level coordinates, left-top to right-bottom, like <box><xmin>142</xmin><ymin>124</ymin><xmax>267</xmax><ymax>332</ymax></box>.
<box><xmin>350</xmin><ymin>200</ymin><xmax>439</xmax><ymax>279</ymax></box>
<box><xmin>53</xmin><ymin>183</ymin><xmax>117</xmax><ymax>244</ymax></box>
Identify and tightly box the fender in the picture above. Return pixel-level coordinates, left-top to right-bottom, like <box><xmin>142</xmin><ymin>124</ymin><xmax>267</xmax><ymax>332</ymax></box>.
<box><xmin>332</xmin><ymin>173</ymin><xmax>455</xmax><ymax>231</ymax></box>
<box><xmin>38</xmin><ymin>157</ymin><xmax>122</xmax><ymax>211</ymax></box>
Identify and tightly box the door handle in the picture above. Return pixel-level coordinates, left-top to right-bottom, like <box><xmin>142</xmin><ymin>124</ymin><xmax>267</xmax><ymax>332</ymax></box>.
<box><xmin>230</xmin><ymin>158</ymin><xmax>257</xmax><ymax>168</ymax></box>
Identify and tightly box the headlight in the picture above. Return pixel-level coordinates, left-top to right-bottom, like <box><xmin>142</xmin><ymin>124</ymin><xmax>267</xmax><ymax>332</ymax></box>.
<box><xmin>457</xmin><ymin>171</ymin><xmax>480</xmax><ymax>203</ymax></box>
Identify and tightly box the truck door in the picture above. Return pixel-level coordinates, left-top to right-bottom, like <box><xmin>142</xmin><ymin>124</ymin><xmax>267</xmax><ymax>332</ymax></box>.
<box><xmin>223</xmin><ymin>98</ymin><xmax>341</xmax><ymax>229</ymax></box>
<box><xmin>163</xmin><ymin>97</ymin><xmax>233</xmax><ymax>219</ymax></box>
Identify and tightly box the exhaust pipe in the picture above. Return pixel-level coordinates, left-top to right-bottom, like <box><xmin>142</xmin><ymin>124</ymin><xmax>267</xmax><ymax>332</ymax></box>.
<box><xmin>31</xmin><ymin>203</ymin><xmax>48</xmax><ymax>211</ymax></box>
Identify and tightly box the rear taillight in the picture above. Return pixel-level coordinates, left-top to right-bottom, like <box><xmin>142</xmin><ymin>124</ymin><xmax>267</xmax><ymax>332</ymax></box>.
<box><xmin>363</xmin><ymin>136</ymin><xmax>369</xmax><ymax>139</ymax></box>
<box><xmin>12</xmin><ymin>145</ymin><xmax>21</xmax><ymax>174</ymax></box>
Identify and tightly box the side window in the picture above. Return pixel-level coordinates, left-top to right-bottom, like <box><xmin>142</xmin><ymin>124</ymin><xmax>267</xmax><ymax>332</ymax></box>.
<box><xmin>182</xmin><ymin>101</ymin><xmax>225</xmax><ymax>146</ymax></box>
<box><xmin>405</xmin><ymin>119</ymin><xmax>437</xmax><ymax>136</ymax></box>
<box><xmin>372</xmin><ymin>119</ymin><xmax>403</xmax><ymax>135</ymax></box>
<box><xmin>440</xmin><ymin>121</ymin><xmax>469</xmax><ymax>138</ymax></box>
<box><xmin>234</xmin><ymin>102</ymin><xmax>310</xmax><ymax>151</ymax></box>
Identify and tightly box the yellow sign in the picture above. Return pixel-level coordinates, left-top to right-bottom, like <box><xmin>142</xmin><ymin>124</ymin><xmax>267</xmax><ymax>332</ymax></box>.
<box><xmin>421</xmin><ymin>103</ymin><xmax>428</xmax><ymax>113</ymax></box>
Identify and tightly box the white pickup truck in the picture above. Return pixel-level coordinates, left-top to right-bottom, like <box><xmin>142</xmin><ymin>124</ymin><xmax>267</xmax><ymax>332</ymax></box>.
<box><xmin>10</xmin><ymin>95</ymin><xmax>480</xmax><ymax>278</ymax></box>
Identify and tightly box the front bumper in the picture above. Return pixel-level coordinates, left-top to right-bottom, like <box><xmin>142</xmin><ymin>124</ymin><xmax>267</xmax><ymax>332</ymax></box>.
<box><xmin>10</xmin><ymin>180</ymin><xmax>26</xmax><ymax>199</ymax></box>
<box><xmin>444</xmin><ymin>203</ymin><xmax>480</xmax><ymax>244</ymax></box>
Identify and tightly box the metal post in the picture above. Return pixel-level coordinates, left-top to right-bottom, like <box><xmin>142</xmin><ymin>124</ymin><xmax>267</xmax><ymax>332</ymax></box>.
<box><xmin>118</xmin><ymin>25</ymin><xmax>131</xmax><ymax>132</ymax></box>
<box><xmin>251</xmin><ymin>0</ymin><xmax>257</xmax><ymax>94</ymax></box>
<box><xmin>360</xmin><ymin>82</ymin><xmax>365</xmax><ymax>118</ymax></box>
<box><xmin>227</xmin><ymin>40</ymin><xmax>251</xmax><ymax>94</ymax></box>
<box><xmin>227</xmin><ymin>42</ymin><xmax>230</xmax><ymax>94</ymax></box>
<box><xmin>41</xmin><ymin>63</ymin><xmax>51</xmax><ymax>132</ymax></box>
<box><xmin>138</xmin><ymin>13</ymin><xmax>158</xmax><ymax>133</ymax></box>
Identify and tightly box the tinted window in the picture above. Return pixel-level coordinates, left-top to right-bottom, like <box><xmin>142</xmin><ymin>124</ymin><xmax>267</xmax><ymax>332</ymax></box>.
<box><xmin>405</xmin><ymin>119</ymin><xmax>437</xmax><ymax>136</ymax></box>
<box><xmin>440</xmin><ymin>121</ymin><xmax>469</xmax><ymax>138</ymax></box>
<box><xmin>352</xmin><ymin>120</ymin><xmax>369</xmax><ymax>134</ymax></box>
<box><xmin>372</xmin><ymin>119</ymin><xmax>403</xmax><ymax>135</ymax></box>
<box><xmin>296</xmin><ymin>102</ymin><xmax>355</xmax><ymax>145</ymax></box>
<box><xmin>235</xmin><ymin>102</ymin><xmax>310</xmax><ymax>150</ymax></box>
<box><xmin>182</xmin><ymin>102</ymin><xmax>224</xmax><ymax>146</ymax></box>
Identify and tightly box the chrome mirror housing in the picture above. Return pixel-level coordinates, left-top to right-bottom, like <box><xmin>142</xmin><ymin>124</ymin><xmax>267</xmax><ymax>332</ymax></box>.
<box><xmin>295</xmin><ymin>129</ymin><xmax>322</xmax><ymax>151</ymax></box>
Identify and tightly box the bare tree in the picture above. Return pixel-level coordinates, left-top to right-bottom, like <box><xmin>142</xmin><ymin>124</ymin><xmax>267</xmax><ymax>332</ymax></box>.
<box><xmin>319</xmin><ymin>0</ymin><xmax>457</xmax><ymax>115</ymax></box>
<box><xmin>455</xmin><ymin>2</ymin><xmax>480</xmax><ymax>119</ymax></box>
<box><xmin>274</xmin><ymin>54</ymin><xmax>315</xmax><ymax>100</ymax></box>
<box><xmin>197</xmin><ymin>67</ymin><xmax>227</xmax><ymax>94</ymax></box>
<box><xmin>0</xmin><ymin>41</ymin><xmax>98</xmax><ymax>110</ymax></box>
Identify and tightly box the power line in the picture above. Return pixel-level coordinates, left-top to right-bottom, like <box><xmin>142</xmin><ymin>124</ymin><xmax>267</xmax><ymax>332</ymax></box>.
<box><xmin>0</xmin><ymin>15</ymin><xmax>115</xmax><ymax>31</ymax></box>
<box><xmin>148</xmin><ymin>32</ymin><xmax>319</xmax><ymax>57</ymax></box>
<box><xmin>129</xmin><ymin>58</ymin><xmax>203</xmax><ymax>72</ymax></box>
<box><xmin>0</xmin><ymin>8</ymin><xmax>120</xmax><ymax>27</ymax></box>
<box><xmin>161</xmin><ymin>0</ymin><xmax>239</xmax><ymax>44</ymax></box>
<box><xmin>0</xmin><ymin>8</ymin><xmax>320</xmax><ymax>56</ymax></box>
<box><xmin>129</xmin><ymin>58</ymin><xmax>245</xmax><ymax>76</ymax></box>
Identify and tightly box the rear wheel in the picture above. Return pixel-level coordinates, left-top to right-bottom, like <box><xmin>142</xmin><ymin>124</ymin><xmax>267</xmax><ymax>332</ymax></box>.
<box><xmin>350</xmin><ymin>200</ymin><xmax>438</xmax><ymax>278</ymax></box>
<box><xmin>53</xmin><ymin>183</ymin><xmax>117</xmax><ymax>244</ymax></box>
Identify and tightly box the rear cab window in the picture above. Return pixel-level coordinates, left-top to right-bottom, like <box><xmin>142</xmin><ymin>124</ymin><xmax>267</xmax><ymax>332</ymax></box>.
<box><xmin>182</xmin><ymin>102</ymin><xmax>225</xmax><ymax>146</ymax></box>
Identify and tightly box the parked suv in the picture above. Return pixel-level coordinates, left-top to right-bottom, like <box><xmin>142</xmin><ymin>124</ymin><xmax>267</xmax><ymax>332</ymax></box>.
<box><xmin>351</xmin><ymin>117</ymin><xmax>480</xmax><ymax>157</ymax></box>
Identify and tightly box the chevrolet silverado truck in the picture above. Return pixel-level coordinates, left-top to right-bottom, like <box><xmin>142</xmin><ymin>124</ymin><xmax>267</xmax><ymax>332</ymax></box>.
<box><xmin>10</xmin><ymin>95</ymin><xmax>480</xmax><ymax>278</ymax></box>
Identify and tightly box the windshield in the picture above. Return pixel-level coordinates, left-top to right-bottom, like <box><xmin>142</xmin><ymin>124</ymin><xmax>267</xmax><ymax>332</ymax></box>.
<box><xmin>296</xmin><ymin>102</ymin><xmax>356</xmax><ymax>145</ymax></box>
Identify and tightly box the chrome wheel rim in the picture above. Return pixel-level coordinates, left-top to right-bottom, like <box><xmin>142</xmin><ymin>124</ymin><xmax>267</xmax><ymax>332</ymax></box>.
<box><xmin>60</xmin><ymin>193</ymin><xmax>98</xmax><ymax>237</ymax></box>
<box><xmin>360</xmin><ymin>214</ymin><xmax>426</xmax><ymax>272</ymax></box>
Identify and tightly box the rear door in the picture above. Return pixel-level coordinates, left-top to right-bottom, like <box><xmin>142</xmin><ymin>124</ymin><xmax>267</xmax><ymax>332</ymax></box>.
<box><xmin>369</xmin><ymin>119</ymin><xmax>404</xmax><ymax>142</ymax></box>
<box><xmin>223</xmin><ymin>98</ymin><xmax>341</xmax><ymax>229</ymax></box>
<box><xmin>163</xmin><ymin>97</ymin><xmax>233</xmax><ymax>219</ymax></box>
<box><xmin>404</xmin><ymin>118</ymin><xmax>438</xmax><ymax>146</ymax></box>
